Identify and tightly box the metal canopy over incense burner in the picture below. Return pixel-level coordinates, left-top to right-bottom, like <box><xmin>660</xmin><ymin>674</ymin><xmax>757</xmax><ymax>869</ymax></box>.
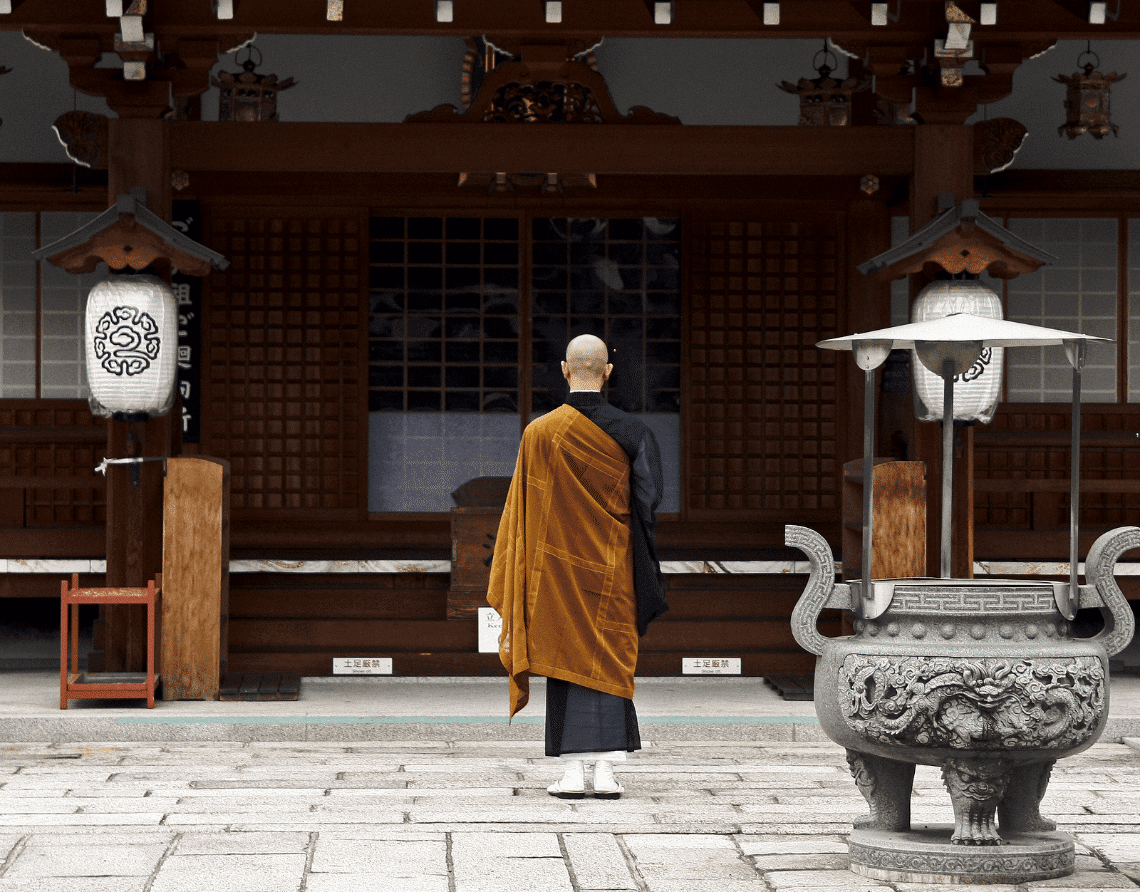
<box><xmin>787</xmin><ymin>313</ymin><xmax>1138</xmax><ymax>884</ymax></box>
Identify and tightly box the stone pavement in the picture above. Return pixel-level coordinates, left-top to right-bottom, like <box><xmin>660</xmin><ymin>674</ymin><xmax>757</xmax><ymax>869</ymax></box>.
<box><xmin>1</xmin><ymin>737</ymin><xmax>1140</xmax><ymax>891</ymax></box>
<box><xmin>1</xmin><ymin>673</ymin><xmax>1140</xmax><ymax>890</ymax></box>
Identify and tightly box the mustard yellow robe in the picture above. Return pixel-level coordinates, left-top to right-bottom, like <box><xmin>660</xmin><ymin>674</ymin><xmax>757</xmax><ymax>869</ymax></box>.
<box><xmin>486</xmin><ymin>404</ymin><xmax>638</xmax><ymax>718</ymax></box>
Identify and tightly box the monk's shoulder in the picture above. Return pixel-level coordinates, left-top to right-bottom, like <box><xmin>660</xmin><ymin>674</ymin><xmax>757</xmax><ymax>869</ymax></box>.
<box><xmin>521</xmin><ymin>404</ymin><xmax>575</xmax><ymax>441</ymax></box>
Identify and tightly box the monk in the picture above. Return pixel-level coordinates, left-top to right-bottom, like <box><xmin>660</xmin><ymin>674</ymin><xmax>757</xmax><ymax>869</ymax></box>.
<box><xmin>487</xmin><ymin>334</ymin><xmax>668</xmax><ymax>800</ymax></box>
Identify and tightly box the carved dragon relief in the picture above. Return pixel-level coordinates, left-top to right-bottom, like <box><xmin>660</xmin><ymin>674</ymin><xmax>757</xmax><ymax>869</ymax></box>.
<box><xmin>838</xmin><ymin>655</ymin><xmax>1105</xmax><ymax>752</ymax></box>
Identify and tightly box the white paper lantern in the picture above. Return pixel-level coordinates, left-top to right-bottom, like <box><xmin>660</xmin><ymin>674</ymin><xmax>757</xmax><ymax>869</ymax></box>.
<box><xmin>85</xmin><ymin>274</ymin><xmax>178</xmax><ymax>419</ymax></box>
<box><xmin>911</xmin><ymin>279</ymin><xmax>1004</xmax><ymax>424</ymax></box>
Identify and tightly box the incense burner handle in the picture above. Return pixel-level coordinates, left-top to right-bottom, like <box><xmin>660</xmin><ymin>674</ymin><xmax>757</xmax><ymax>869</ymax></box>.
<box><xmin>1084</xmin><ymin>526</ymin><xmax>1140</xmax><ymax>658</ymax></box>
<box><xmin>786</xmin><ymin>524</ymin><xmax>843</xmax><ymax>657</ymax></box>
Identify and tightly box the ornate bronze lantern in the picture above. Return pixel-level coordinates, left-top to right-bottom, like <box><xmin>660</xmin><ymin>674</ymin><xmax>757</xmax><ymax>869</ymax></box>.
<box><xmin>212</xmin><ymin>45</ymin><xmax>296</xmax><ymax>122</ymax></box>
<box><xmin>1054</xmin><ymin>47</ymin><xmax>1126</xmax><ymax>139</ymax></box>
<box><xmin>778</xmin><ymin>44</ymin><xmax>870</xmax><ymax>126</ymax></box>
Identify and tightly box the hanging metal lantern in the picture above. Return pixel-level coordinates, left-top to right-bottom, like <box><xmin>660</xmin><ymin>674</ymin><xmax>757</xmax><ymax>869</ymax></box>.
<box><xmin>1053</xmin><ymin>48</ymin><xmax>1126</xmax><ymax>140</ymax></box>
<box><xmin>212</xmin><ymin>45</ymin><xmax>296</xmax><ymax>122</ymax></box>
<box><xmin>778</xmin><ymin>43</ymin><xmax>870</xmax><ymax>126</ymax></box>
<box><xmin>911</xmin><ymin>279</ymin><xmax>1004</xmax><ymax>425</ymax></box>
<box><xmin>85</xmin><ymin>274</ymin><xmax>178</xmax><ymax>421</ymax></box>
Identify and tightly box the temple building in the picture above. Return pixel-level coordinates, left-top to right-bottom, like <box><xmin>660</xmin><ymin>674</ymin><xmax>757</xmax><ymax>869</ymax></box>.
<box><xmin>1</xmin><ymin>1</ymin><xmax>1138</xmax><ymax>680</ymax></box>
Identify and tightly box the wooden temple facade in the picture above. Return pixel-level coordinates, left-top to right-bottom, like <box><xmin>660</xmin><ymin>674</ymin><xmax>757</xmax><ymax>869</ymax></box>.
<box><xmin>2</xmin><ymin>1</ymin><xmax>1139</xmax><ymax>678</ymax></box>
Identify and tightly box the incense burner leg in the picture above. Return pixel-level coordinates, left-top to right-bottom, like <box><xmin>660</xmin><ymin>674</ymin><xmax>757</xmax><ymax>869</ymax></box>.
<box><xmin>998</xmin><ymin>759</ymin><xmax>1058</xmax><ymax>833</ymax></box>
<box><xmin>847</xmin><ymin>750</ymin><xmax>915</xmax><ymax>832</ymax></box>
<box><xmin>942</xmin><ymin>758</ymin><xmax>1011</xmax><ymax>845</ymax></box>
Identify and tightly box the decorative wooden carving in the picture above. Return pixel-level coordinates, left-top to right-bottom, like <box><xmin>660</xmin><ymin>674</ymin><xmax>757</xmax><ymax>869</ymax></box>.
<box><xmin>974</xmin><ymin>117</ymin><xmax>1028</xmax><ymax>174</ymax></box>
<box><xmin>408</xmin><ymin>42</ymin><xmax>679</xmax><ymax>126</ymax></box>
<box><xmin>52</xmin><ymin>110</ymin><xmax>109</xmax><ymax>169</ymax></box>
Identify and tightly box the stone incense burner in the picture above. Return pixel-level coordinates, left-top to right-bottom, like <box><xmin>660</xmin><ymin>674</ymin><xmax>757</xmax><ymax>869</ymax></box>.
<box><xmin>787</xmin><ymin>523</ymin><xmax>1138</xmax><ymax>883</ymax></box>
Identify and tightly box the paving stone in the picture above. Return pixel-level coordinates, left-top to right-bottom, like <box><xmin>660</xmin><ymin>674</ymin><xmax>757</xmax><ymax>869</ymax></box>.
<box><xmin>149</xmin><ymin>853</ymin><xmax>307</xmax><ymax>892</ymax></box>
<box><xmin>750</xmin><ymin>853</ymin><xmax>852</xmax><ymax>870</ymax></box>
<box><xmin>174</xmin><ymin>831</ymin><xmax>312</xmax><ymax>855</ymax></box>
<box><xmin>305</xmin><ymin>876</ymin><xmax>449</xmax><ymax>892</ymax></box>
<box><xmin>451</xmin><ymin>831</ymin><xmax>562</xmax><ymax>858</ymax></box>
<box><xmin>1076</xmin><ymin>835</ymin><xmax>1140</xmax><ymax>863</ymax></box>
<box><xmin>735</xmin><ymin>834</ymin><xmax>849</xmax><ymax>856</ymax></box>
<box><xmin>763</xmin><ymin>869</ymin><xmax>892</xmax><ymax>889</ymax></box>
<box><xmin>2</xmin><ymin>841</ymin><xmax>168</xmax><ymax>878</ymax></box>
<box><xmin>562</xmin><ymin>833</ymin><xmax>637</xmax><ymax>890</ymax></box>
<box><xmin>309</xmin><ymin>837</ymin><xmax>448</xmax><ymax>875</ymax></box>
<box><xmin>0</xmin><ymin>879</ymin><xmax>149</xmax><ymax>892</ymax></box>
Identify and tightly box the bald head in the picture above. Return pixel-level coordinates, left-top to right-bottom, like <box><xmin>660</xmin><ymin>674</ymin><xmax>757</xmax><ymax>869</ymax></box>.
<box><xmin>562</xmin><ymin>334</ymin><xmax>613</xmax><ymax>391</ymax></box>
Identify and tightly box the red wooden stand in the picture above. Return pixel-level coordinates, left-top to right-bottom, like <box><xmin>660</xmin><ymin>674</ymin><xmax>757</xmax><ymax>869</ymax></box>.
<box><xmin>60</xmin><ymin>573</ymin><xmax>161</xmax><ymax>709</ymax></box>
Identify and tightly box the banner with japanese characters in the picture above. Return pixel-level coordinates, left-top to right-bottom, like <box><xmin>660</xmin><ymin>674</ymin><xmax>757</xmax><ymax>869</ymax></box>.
<box><xmin>171</xmin><ymin>200</ymin><xmax>202</xmax><ymax>442</ymax></box>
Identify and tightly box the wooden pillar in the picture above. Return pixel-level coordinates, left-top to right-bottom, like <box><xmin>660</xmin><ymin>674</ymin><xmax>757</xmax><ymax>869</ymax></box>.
<box><xmin>93</xmin><ymin>117</ymin><xmax>176</xmax><ymax>673</ymax></box>
<box><xmin>908</xmin><ymin>124</ymin><xmax>975</xmax><ymax>579</ymax></box>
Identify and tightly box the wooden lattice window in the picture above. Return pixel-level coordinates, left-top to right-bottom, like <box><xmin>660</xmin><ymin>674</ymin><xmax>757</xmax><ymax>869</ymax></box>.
<box><xmin>688</xmin><ymin>220</ymin><xmax>841</xmax><ymax>518</ymax></box>
<box><xmin>204</xmin><ymin>211</ymin><xmax>364</xmax><ymax>515</ymax></box>
<box><xmin>368</xmin><ymin>216</ymin><xmax>521</xmax><ymax>413</ymax></box>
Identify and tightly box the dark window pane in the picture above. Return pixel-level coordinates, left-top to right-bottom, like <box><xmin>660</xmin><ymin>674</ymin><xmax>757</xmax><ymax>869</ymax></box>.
<box><xmin>647</xmin><ymin>316</ymin><xmax>682</xmax><ymax>340</ymax></box>
<box><xmin>607</xmin><ymin>293</ymin><xmax>640</xmax><ymax>315</ymax></box>
<box><xmin>647</xmin><ymin>267</ymin><xmax>679</xmax><ymax>292</ymax></box>
<box><xmin>484</xmin><ymin>243</ymin><xmax>518</xmax><ymax>265</ymax></box>
<box><xmin>446</xmin><ymin>341</ymin><xmax>480</xmax><ymax>362</ymax></box>
<box><xmin>607</xmin><ymin>218</ymin><xmax>644</xmax><ymax>240</ymax></box>
<box><xmin>651</xmin><ymin>390</ymin><xmax>681</xmax><ymax>412</ymax></box>
<box><xmin>404</xmin><ymin>316</ymin><xmax>441</xmax><ymax>338</ymax></box>
<box><xmin>408</xmin><ymin>267</ymin><xmax>443</xmax><ymax>290</ymax></box>
<box><xmin>608</xmin><ymin>243</ymin><xmax>643</xmax><ymax>265</ymax></box>
<box><xmin>484</xmin><ymin>217</ymin><xmax>518</xmax><ymax>240</ymax></box>
<box><xmin>407</xmin><ymin>290</ymin><xmax>442</xmax><ymax>311</ymax></box>
<box><xmin>370</xmin><ymin>290</ymin><xmax>404</xmax><ymax>312</ymax></box>
<box><xmin>408</xmin><ymin>217</ymin><xmax>443</xmax><ymax>239</ymax></box>
<box><xmin>485</xmin><ymin>293</ymin><xmax>520</xmax><ymax>313</ymax></box>
<box><xmin>483</xmin><ymin>391</ymin><xmax>519</xmax><ymax>412</ymax></box>
<box><xmin>446</xmin><ymin>292</ymin><xmax>481</xmax><ymax>313</ymax></box>
<box><xmin>446</xmin><ymin>217</ymin><xmax>480</xmax><ymax>240</ymax></box>
<box><xmin>369</xmin><ymin>389</ymin><xmax>404</xmax><ymax>411</ymax></box>
<box><xmin>569</xmin><ymin>316</ymin><xmax>606</xmax><ymax>334</ymax></box>
<box><xmin>534</xmin><ymin>290</ymin><xmax>567</xmax><ymax>314</ymax></box>
<box><xmin>369</xmin><ymin>340</ymin><xmax>403</xmax><ymax>362</ymax></box>
<box><xmin>445</xmin><ymin>391</ymin><xmax>480</xmax><ymax>411</ymax></box>
<box><xmin>445</xmin><ymin>242</ymin><xmax>481</xmax><ymax>265</ymax></box>
<box><xmin>446</xmin><ymin>267</ymin><xmax>480</xmax><ymax>290</ymax></box>
<box><xmin>533</xmin><ymin>243</ymin><xmax>566</xmax><ymax>266</ymax></box>
<box><xmin>648</xmin><ymin>363</ymin><xmax>680</xmax><ymax>389</ymax></box>
<box><xmin>446</xmin><ymin>318</ymin><xmax>482</xmax><ymax>339</ymax></box>
<box><xmin>369</xmin><ymin>314</ymin><xmax>402</xmax><ymax>338</ymax></box>
<box><xmin>531</xmin><ymin>217</ymin><xmax>561</xmax><ymax>241</ymax></box>
<box><xmin>369</xmin><ymin>365</ymin><xmax>403</xmax><ymax>387</ymax></box>
<box><xmin>645</xmin><ymin>217</ymin><xmax>679</xmax><ymax>239</ymax></box>
<box><xmin>484</xmin><ymin>267</ymin><xmax>519</xmax><ymax>290</ymax></box>
<box><xmin>569</xmin><ymin>292</ymin><xmax>605</xmax><ymax>314</ymax></box>
<box><xmin>370</xmin><ymin>241</ymin><xmax>404</xmax><ymax>264</ymax></box>
<box><xmin>408</xmin><ymin>242</ymin><xmax>443</xmax><ymax>265</ymax></box>
<box><xmin>484</xmin><ymin>366</ymin><xmax>517</xmax><ymax>388</ymax></box>
<box><xmin>445</xmin><ymin>365</ymin><xmax>480</xmax><ymax>388</ymax></box>
<box><xmin>370</xmin><ymin>217</ymin><xmax>404</xmax><ymax>239</ymax></box>
<box><xmin>408</xmin><ymin>391</ymin><xmax>441</xmax><ymax>410</ymax></box>
<box><xmin>485</xmin><ymin>341</ymin><xmax>518</xmax><ymax>364</ymax></box>
<box><xmin>532</xmin><ymin>267</ymin><xmax>567</xmax><ymax>291</ymax></box>
<box><xmin>408</xmin><ymin>366</ymin><xmax>441</xmax><ymax>387</ymax></box>
<box><xmin>483</xmin><ymin>316</ymin><xmax>518</xmax><ymax>339</ymax></box>
<box><xmin>370</xmin><ymin>267</ymin><xmax>404</xmax><ymax>290</ymax></box>
<box><xmin>407</xmin><ymin>340</ymin><xmax>441</xmax><ymax>362</ymax></box>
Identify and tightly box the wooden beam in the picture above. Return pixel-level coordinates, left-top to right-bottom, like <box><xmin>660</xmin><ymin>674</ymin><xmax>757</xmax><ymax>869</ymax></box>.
<box><xmin>170</xmin><ymin>122</ymin><xmax>915</xmax><ymax>177</ymax></box>
<box><xmin>4</xmin><ymin>0</ymin><xmax>1140</xmax><ymax>40</ymax></box>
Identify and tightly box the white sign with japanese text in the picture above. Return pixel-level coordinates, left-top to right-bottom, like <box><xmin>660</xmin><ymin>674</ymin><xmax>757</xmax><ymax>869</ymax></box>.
<box><xmin>681</xmin><ymin>657</ymin><xmax>741</xmax><ymax>675</ymax></box>
<box><xmin>333</xmin><ymin>657</ymin><xmax>392</xmax><ymax>675</ymax></box>
<box><xmin>478</xmin><ymin>607</ymin><xmax>502</xmax><ymax>654</ymax></box>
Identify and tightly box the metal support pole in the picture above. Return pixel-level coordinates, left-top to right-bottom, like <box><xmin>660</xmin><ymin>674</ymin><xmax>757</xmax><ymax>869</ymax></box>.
<box><xmin>941</xmin><ymin>360</ymin><xmax>954</xmax><ymax>579</ymax></box>
<box><xmin>862</xmin><ymin>367</ymin><xmax>875</xmax><ymax>604</ymax></box>
<box><xmin>1069</xmin><ymin>362</ymin><xmax>1083</xmax><ymax>614</ymax></box>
